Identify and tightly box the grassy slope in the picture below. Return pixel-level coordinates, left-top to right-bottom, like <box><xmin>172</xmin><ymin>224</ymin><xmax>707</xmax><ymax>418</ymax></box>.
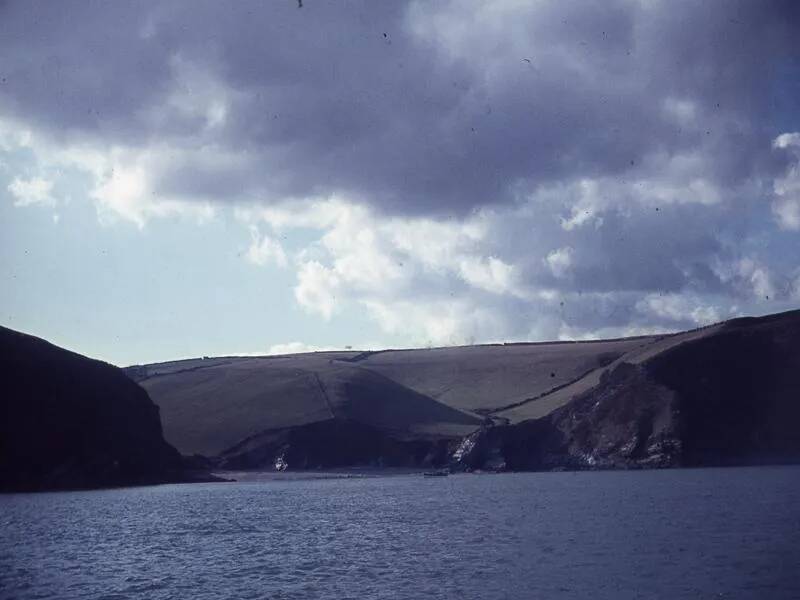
<box><xmin>495</xmin><ymin>325</ymin><xmax>722</xmax><ymax>422</ymax></box>
<box><xmin>140</xmin><ymin>355</ymin><xmax>481</xmax><ymax>456</ymax></box>
<box><xmin>506</xmin><ymin>310</ymin><xmax>800</xmax><ymax>469</ymax></box>
<box><xmin>349</xmin><ymin>338</ymin><xmax>653</xmax><ymax>412</ymax></box>
<box><xmin>136</xmin><ymin>310</ymin><xmax>799</xmax><ymax>459</ymax></box>
<box><xmin>141</xmin><ymin>357</ymin><xmax>338</xmax><ymax>456</ymax></box>
<box><xmin>137</xmin><ymin>336</ymin><xmax>660</xmax><ymax>456</ymax></box>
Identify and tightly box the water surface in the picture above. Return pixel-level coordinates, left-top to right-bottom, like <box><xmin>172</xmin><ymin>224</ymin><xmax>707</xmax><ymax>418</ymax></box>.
<box><xmin>2</xmin><ymin>467</ymin><xmax>799</xmax><ymax>599</ymax></box>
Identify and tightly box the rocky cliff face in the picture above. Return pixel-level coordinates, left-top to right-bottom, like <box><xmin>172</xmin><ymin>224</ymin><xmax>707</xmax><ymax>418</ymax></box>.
<box><xmin>648</xmin><ymin>311</ymin><xmax>800</xmax><ymax>466</ymax></box>
<box><xmin>452</xmin><ymin>310</ymin><xmax>800</xmax><ymax>472</ymax></box>
<box><xmin>130</xmin><ymin>338</ymin><xmax>651</xmax><ymax>463</ymax></box>
<box><xmin>217</xmin><ymin>419</ymin><xmax>460</xmax><ymax>470</ymax></box>
<box><xmin>130</xmin><ymin>309</ymin><xmax>800</xmax><ymax>474</ymax></box>
<box><xmin>0</xmin><ymin>327</ymin><xmax>189</xmax><ymax>492</ymax></box>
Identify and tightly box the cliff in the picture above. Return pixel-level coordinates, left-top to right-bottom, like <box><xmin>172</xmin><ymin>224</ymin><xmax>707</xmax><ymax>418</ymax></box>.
<box><xmin>130</xmin><ymin>309</ymin><xmax>800</xmax><ymax>473</ymax></box>
<box><xmin>453</xmin><ymin>310</ymin><xmax>800</xmax><ymax>471</ymax></box>
<box><xmin>0</xmin><ymin>327</ymin><xmax>192</xmax><ymax>492</ymax></box>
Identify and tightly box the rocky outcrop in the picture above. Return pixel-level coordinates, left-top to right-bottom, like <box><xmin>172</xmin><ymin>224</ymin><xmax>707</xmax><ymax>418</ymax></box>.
<box><xmin>470</xmin><ymin>363</ymin><xmax>682</xmax><ymax>472</ymax></box>
<box><xmin>0</xmin><ymin>326</ymin><xmax>204</xmax><ymax>492</ymax></box>
<box><xmin>647</xmin><ymin>311</ymin><xmax>800</xmax><ymax>466</ymax></box>
<box><xmin>128</xmin><ymin>308</ymin><xmax>800</xmax><ymax>474</ymax></box>
<box><xmin>217</xmin><ymin>419</ymin><xmax>460</xmax><ymax>470</ymax></box>
<box><xmin>134</xmin><ymin>337</ymin><xmax>652</xmax><ymax>460</ymax></box>
<box><xmin>452</xmin><ymin>310</ymin><xmax>800</xmax><ymax>472</ymax></box>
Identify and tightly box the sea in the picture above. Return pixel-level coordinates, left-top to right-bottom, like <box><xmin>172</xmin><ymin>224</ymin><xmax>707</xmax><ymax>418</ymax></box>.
<box><xmin>1</xmin><ymin>466</ymin><xmax>799</xmax><ymax>599</ymax></box>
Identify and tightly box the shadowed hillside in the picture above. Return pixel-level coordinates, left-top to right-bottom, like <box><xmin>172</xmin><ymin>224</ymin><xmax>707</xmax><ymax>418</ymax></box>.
<box><xmin>131</xmin><ymin>309</ymin><xmax>800</xmax><ymax>472</ymax></box>
<box><xmin>136</xmin><ymin>356</ymin><xmax>480</xmax><ymax>460</ymax></box>
<box><xmin>130</xmin><ymin>337</ymin><xmax>663</xmax><ymax>467</ymax></box>
<box><xmin>454</xmin><ymin>310</ymin><xmax>800</xmax><ymax>471</ymax></box>
<box><xmin>0</xmin><ymin>327</ymin><xmax>191</xmax><ymax>492</ymax></box>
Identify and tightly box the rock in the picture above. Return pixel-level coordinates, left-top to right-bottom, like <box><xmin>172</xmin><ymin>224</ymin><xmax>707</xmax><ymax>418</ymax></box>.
<box><xmin>0</xmin><ymin>326</ymin><xmax>204</xmax><ymax>492</ymax></box>
<box><xmin>452</xmin><ymin>309</ymin><xmax>800</xmax><ymax>471</ymax></box>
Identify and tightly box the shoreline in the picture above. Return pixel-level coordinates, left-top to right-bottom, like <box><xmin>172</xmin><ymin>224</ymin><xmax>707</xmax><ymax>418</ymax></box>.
<box><xmin>213</xmin><ymin>467</ymin><xmax>445</xmax><ymax>482</ymax></box>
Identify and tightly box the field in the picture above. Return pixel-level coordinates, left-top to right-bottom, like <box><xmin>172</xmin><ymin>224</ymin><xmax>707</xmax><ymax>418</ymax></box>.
<box><xmin>133</xmin><ymin>312</ymin><xmax>796</xmax><ymax>459</ymax></box>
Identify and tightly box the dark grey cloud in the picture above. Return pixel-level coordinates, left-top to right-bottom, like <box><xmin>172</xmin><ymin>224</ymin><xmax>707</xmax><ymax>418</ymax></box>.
<box><xmin>1</xmin><ymin>0</ymin><xmax>798</xmax><ymax>342</ymax></box>
<box><xmin>1</xmin><ymin>0</ymin><xmax>797</xmax><ymax>214</ymax></box>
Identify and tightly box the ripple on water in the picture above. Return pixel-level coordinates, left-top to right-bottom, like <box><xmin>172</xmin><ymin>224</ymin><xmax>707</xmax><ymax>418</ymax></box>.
<box><xmin>1</xmin><ymin>468</ymin><xmax>800</xmax><ymax>599</ymax></box>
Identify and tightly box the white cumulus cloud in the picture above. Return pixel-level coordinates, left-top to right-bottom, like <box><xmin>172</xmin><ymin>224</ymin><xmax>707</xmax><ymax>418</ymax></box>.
<box><xmin>773</xmin><ymin>132</ymin><xmax>800</xmax><ymax>231</ymax></box>
<box><xmin>7</xmin><ymin>176</ymin><xmax>56</xmax><ymax>207</ymax></box>
<box><xmin>544</xmin><ymin>247</ymin><xmax>574</xmax><ymax>279</ymax></box>
<box><xmin>246</xmin><ymin>226</ymin><xmax>287</xmax><ymax>268</ymax></box>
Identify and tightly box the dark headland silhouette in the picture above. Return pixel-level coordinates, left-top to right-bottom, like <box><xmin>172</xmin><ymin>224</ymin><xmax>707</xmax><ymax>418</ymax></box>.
<box><xmin>1</xmin><ymin>309</ymin><xmax>798</xmax><ymax>491</ymax></box>
<box><xmin>0</xmin><ymin>327</ymin><xmax>218</xmax><ymax>492</ymax></box>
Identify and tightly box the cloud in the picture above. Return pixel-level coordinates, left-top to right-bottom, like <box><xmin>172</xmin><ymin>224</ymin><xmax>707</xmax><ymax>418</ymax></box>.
<box><xmin>1</xmin><ymin>1</ymin><xmax>797</xmax><ymax>217</ymax></box>
<box><xmin>294</xmin><ymin>260</ymin><xmax>341</xmax><ymax>320</ymax></box>
<box><xmin>244</xmin><ymin>198</ymin><xmax>535</xmax><ymax>344</ymax></box>
<box><xmin>239</xmin><ymin>190</ymin><xmax>767</xmax><ymax>346</ymax></box>
<box><xmin>265</xmin><ymin>342</ymin><xmax>339</xmax><ymax>356</ymax></box>
<box><xmin>544</xmin><ymin>247</ymin><xmax>574</xmax><ymax>279</ymax></box>
<box><xmin>245</xmin><ymin>226</ymin><xmax>288</xmax><ymax>268</ymax></box>
<box><xmin>773</xmin><ymin>132</ymin><xmax>800</xmax><ymax>230</ymax></box>
<box><xmin>457</xmin><ymin>256</ymin><xmax>522</xmax><ymax>296</ymax></box>
<box><xmin>636</xmin><ymin>293</ymin><xmax>723</xmax><ymax>326</ymax></box>
<box><xmin>362</xmin><ymin>297</ymin><xmax>508</xmax><ymax>348</ymax></box>
<box><xmin>7</xmin><ymin>176</ymin><xmax>56</xmax><ymax>207</ymax></box>
<box><xmin>0</xmin><ymin>119</ymin><xmax>218</xmax><ymax>227</ymax></box>
<box><xmin>732</xmin><ymin>258</ymin><xmax>776</xmax><ymax>301</ymax></box>
<box><xmin>1</xmin><ymin>1</ymin><xmax>799</xmax><ymax>345</ymax></box>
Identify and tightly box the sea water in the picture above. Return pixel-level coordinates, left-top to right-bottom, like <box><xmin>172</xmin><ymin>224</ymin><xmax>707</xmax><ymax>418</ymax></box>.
<box><xmin>1</xmin><ymin>466</ymin><xmax>799</xmax><ymax>599</ymax></box>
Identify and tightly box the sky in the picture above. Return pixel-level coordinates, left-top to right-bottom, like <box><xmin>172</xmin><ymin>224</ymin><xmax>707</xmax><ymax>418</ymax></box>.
<box><xmin>1</xmin><ymin>0</ymin><xmax>799</xmax><ymax>366</ymax></box>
